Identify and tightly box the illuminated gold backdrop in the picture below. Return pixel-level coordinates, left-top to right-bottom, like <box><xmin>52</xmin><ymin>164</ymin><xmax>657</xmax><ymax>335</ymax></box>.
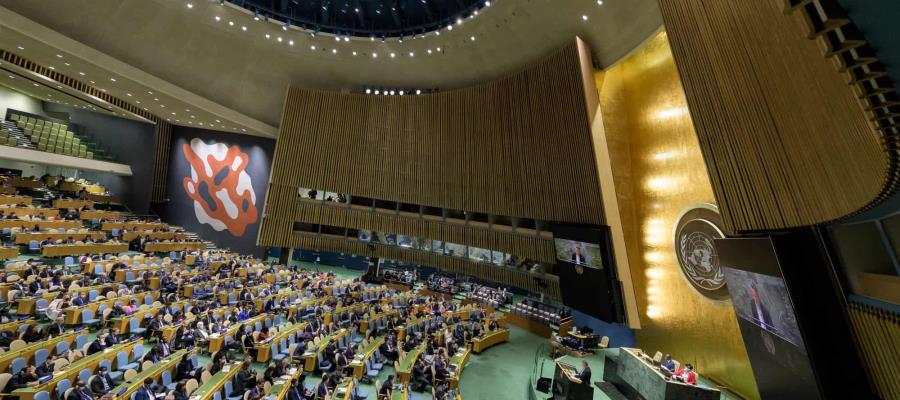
<box><xmin>595</xmin><ymin>32</ymin><xmax>760</xmax><ymax>399</ymax></box>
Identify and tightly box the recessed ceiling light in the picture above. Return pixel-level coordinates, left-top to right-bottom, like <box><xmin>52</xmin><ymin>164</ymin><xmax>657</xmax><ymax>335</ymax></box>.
<box><xmin>343</xmin><ymin>37</ymin><xmax>350</xmax><ymax>42</ymax></box>
<box><xmin>485</xmin><ymin>1</ymin><xmax>491</xmax><ymax>5</ymax></box>
<box><xmin>78</xmin><ymin>72</ymin><xmax>85</xmax><ymax>76</ymax></box>
<box><xmin>289</xmin><ymin>40</ymin><xmax>294</xmax><ymax>46</ymax></box>
<box><xmin>242</xmin><ymin>129</ymin><xmax>246</xmax><ymax>132</ymax></box>
<box><xmin>352</xmin><ymin>51</ymin><xmax>357</xmax><ymax>56</ymax></box>
<box><xmin>215</xmin><ymin>119</ymin><xmax>221</xmax><ymax>122</ymax></box>
<box><xmin>427</xmin><ymin>49</ymin><xmax>432</xmax><ymax>54</ymax></box>
<box><xmin>148</xmin><ymin>91</ymin><xmax>153</xmax><ymax>94</ymax></box>
<box><xmin>16</xmin><ymin>46</ymin><xmax>24</xmax><ymax>50</ymax></box>
<box><xmin>582</xmin><ymin>15</ymin><xmax>588</xmax><ymax>21</ymax></box>
<box><xmin>436</xmin><ymin>47</ymin><xmax>442</xmax><ymax>52</ymax></box>
<box><xmin>399</xmin><ymin>90</ymin><xmax>404</xmax><ymax>95</ymax></box>
<box><xmin>470</xmin><ymin>35</ymin><xmax>475</xmax><ymax>41</ymax></box>
<box><xmin>390</xmin><ymin>52</ymin><xmax>395</xmax><ymax>58</ymax></box>
<box><xmin>160</xmin><ymin>105</ymin><xmax>166</xmax><ymax>108</ymax></box>
<box><xmin>186</xmin><ymin>3</ymin><xmax>193</xmax><ymax>9</ymax></box>
<box><xmin>241</xmin><ymin>26</ymin><xmax>247</xmax><ymax>31</ymax></box>
<box><xmin>366</xmin><ymin>89</ymin><xmax>371</xmax><ymax>94</ymax></box>
<box><xmin>89</xmin><ymin>80</ymin><xmax>96</xmax><ymax>84</ymax></box>
<box><xmin>310</xmin><ymin>45</ymin><xmax>316</xmax><ymax>50</ymax></box>
<box><xmin>110</xmin><ymin>78</ymin><xmax>116</xmax><ymax>82</ymax></box>
<box><xmin>409</xmin><ymin>52</ymin><xmax>414</xmax><ymax>57</ymax></box>
<box><xmin>136</xmin><ymin>101</ymin><xmax>141</xmax><ymax>104</ymax></box>
<box><xmin>48</xmin><ymin>66</ymin><xmax>55</xmax><ymax>70</ymax></box>
<box><xmin>172</xmin><ymin>112</ymin><xmax>176</xmax><ymax>115</ymax></box>
<box><xmin>126</xmin><ymin>93</ymin><xmax>132</xmax><ymax>96</ymax></box>
<box><xmin>64</xmin><ymin>62</ymin><xmax>70</xmax><ymax>66</ymax></box>
<box><xmin>332</xmin><ymin>49</ymin><xmax>337</xmax><ymax>54</ymax></box>
<box><xmin>372</xmin><ymin>53</ymin><xmax>378</xmax><ymax>58</ymax></box>
<box><xmin>265</xmin><ymin>34</ymin><xmax>271</xmax><ymax>39</ymax></box>
<box><xmin>190</xmin><ymin>115</ymin><xmax>196</xmax><ymax>119</ymax></box>
<box><xmin>416</xmin><ymin>89</ymin><xmax>421</xmax><ymax>94</ymax></box>
<box><xmin>277</xmin><ymin>37</ymin><xmax>283</xmax><ymax>42</ymax></box>
<box><xmin>597</xmin><ymin>0</ymin><xmax>603</xmax><ymax>4</ymax></box>
<box><xmin>334</xmin><ymin>36</ymin><xmax>340</xmax><ymax>42</ymax></box>
<box><xmin>56</xmin><ymin>54</ymin><xmax>63</xmax><ymax>58</ymax></box>
<box><xmin>154</xmin><ymin>98</ymin><xmax>159</xmax><ymax>101</ymax></box>
<box><xmin>215</xmin><ymin>16</ymin><xmax>221</xmax><ymax>21</ymax></box>
<box><xmin>228</xmin><ymin>21</ymin><xmax>234</xmax><ymax>26</ymax></box>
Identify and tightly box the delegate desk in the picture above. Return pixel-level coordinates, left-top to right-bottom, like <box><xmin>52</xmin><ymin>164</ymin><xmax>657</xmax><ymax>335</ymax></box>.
<box><xmin>472</xmin><ymin>329</ymin><xmax>510</xmax><ymax>353</ymax></box>
<box><xmin>13</xmin><ymin>340</ymin><xmax>142</xmax><ymax>400</ymax></box>
<box><xmin>3</xmin><ymin>177</ymin><xmax>42</xmax><ymax>189</ymax></box>
<box><xmin>160</xmin><ymin>306</ymin><xmax>229</xmax><ymax>342</ymax></box>
<box><xmin>0</xmin><ymin>220</ymin><xmax>81</xmax><ymax>230</ymax></box>
<box><xmin>267</xmin><ymin>367</ymin><xmax>304</xmax><ymax>400</ymax></box>
<box><xmin>254</xmin><ymin>322</ymin><xmax>307</xmax><ymax>362</ymax></box>
<box><xmin>121</xmin><ymin>231</ymin><xmax>185</xmax><ymax>241</ymax></box>
<box><xmin>0</xmin><ymin>207</ymin><xmax>59</xmax><ymax>217</ymax></box>
<box><xmin>395</xmin><ymin>343</ymin><xmax>426</xmax><ymax>384</ymax></box>
<box><xmin>448</xmin><ymin>348</ymin><xmax>470</xmax><ymax>389</ymax></box>
<box><xmin>143</xmin><ymin>241</ymin><xmax>206</xmax><ymax>252</ymax></box>
<box><xmin>42</xmin><ymin>242</ymin><xmax>128</xmax><ymax>257</ymax></box>
<box><xmin>190</xmin><ymin>360</ymin><xmax>245</xmax><ymax>400</ymax></box>
<box><xmin>207</xmin><ymin>314</ymin><xmax>268</xmax><ymax>353</ymax></box>
<box><xmin>58</xmin><ymin>182</ymin><xmax>105</xmax><ymax>194</ymax></box>
<box><xmin>16</xmin><ymin>283</ymin><xmax>120</xmax><ymax>315</ymax></box>
<box><xmin>80</xmin><ymin>210</ymin><xmax>122</xmax><ymax>220</ymax></box>
<box><xmin>0</xmin><ymin>329</ymin><xmax>82</xmax><ymax>372</ymax></box>
<box><xmin>301</xmin><ymin>329</ymin><xmax>349</xmax><ymax>372</ymax></box>
<box><xmin>101</xmin><ymin>222</ymin><xmax>167</xmax><ymax>231</ymax></box>
<box><xmin>0</xmin><ymin>318</ymin><xmax>32</xmax><ymax>335</ymax></box>
<box><xmin>0</xmin><ymin>246</ymin><xmax>17</xmax><ymax>259</ymax></box>
<box><xmin>63</xmin><ymin>291</ymin><xmax>159</xmax><ymax>325</ymax></box>
<box><xmin>610</xmin><ymin>348</ymin><xmax>719</xmax><ymax>400</ymax></box>
<box><xmin>110</xmin><ymin>300</ymin><xmax>190</xmax><ymax>334</ymax></box>
<box><xmin>350</xmin><ymin>337</ymin><xmax>385</xmax><ymax>379</ymax></box>
<box><xmin>0</xmin><ymin>195</ymin><xmax>30</xmax><ymax>205</ymax></box>
<box><xmin>15</xmin><ymin>231</ymin><xmax>107</xmax><ymax>244</ymax></box>
<box><xmin>109</xmin><ymin>348</ymin><xmax>193</xmax><ymax>400</ymax></box>
<box><xmin>54</xmin><ymin>199</ymin><xmax>93</xmax><ymax>209</ymax></box>
<box><xmin>327</xmin><ymin>377</ymin><xmax>355</xmax><ymax>400</ymax></box>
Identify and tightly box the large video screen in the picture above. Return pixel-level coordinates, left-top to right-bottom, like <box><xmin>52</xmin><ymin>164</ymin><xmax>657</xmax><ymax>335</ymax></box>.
<box><xmin>551</xmin><ymin>224</ymin><xmax>623</xmax><ymax>323</ymax></box>
<box><xmin>554</xmin><ymin>238</ymin><xmax>604</xmax><ymax>270</ymax></box>
<box><xmin>717</xmin><ymin>237</ymin><xmax>820</xmax><ymax>400</ymax></box>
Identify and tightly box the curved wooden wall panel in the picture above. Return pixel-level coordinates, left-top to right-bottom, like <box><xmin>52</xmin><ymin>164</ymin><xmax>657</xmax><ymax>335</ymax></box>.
<box><xmin>260</xmin><ymin>41</ymin><xmax>601</xmax><ymax>290</ymax></box>
<box><xmin>657</xmin><ymin>0</ymin><xmax>888</xmax><ymax>232</ymax></box>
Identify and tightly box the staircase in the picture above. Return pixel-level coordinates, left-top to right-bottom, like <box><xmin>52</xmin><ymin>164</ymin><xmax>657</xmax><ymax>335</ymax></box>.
<box><xmin>0</xmin><ymin>120</ymin><xmax>37</xmax><ymax>149</ymax></box>
<box><xmin>171</xmin><ymin>227</ymin><xmax>217</xmax><ymax>250</ymax></box>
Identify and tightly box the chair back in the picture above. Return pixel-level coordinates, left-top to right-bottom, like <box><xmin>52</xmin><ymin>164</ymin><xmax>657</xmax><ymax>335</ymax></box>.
<box><xmin>0</xmin><ymin>373</ymin><xmax>11</xmax><ymax>395</ymax></box>
<box><xmin>54</xmin><ymin>358</ymin><xmax>70</xmax><ymax>371</ymax></box>
<box><xmin>34</xmin><ymin>390</ymin><xmax>50</xmax><ymax>400</ymax></box>
<box><xmin>185</xmin><ymin>378</ymin><xmax>199</xmax><ymax>394</ymax></box>
<box><xmin>9</xmin><ymin>339</ymin><xmax>27</xmax><ymax>352</ymax></box>
<box><xmin>10</xmin><ymin>357</ymin><xmax>27</xmax><ymax>374</ymax></box>
<box><xmin>124</xmin><ymin>369</ymin><xmax>138</xmax><ymax>381</ymax></box>
<box><xmin>142</xmin><ymin>360</ymin><xmax>154</xmax><ymax>370</ymax></box>
<box><xmin>56</xmin><ymin>378</ymin><xmax>72</xmax><ymax>398</ymax></box>
<box><xmin>200</xmin><ymin>370</ymin><xmax>213</xmax><ymax>384</ymax></box>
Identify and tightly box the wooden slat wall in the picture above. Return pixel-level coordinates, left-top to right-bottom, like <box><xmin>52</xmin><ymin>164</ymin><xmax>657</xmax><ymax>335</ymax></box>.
<box><xmin>259</xmin><ymin>41</ymin><xmax>601</xmax><ymax>291</ymax></box>
<box><xmin>847</xmin><ymin>299</ymin><xmax>900</xmax><ymax>400</ymax></box>
<box><xmin>289</xmin><ymin>233</ymin><xmax>561</xmax><ymax>299</ymax></box>
<box><xmin>657</xmin><ymin>0</ymin><xmax>889</xmax><ymax>232</ymax></box>
<box><xmin>151</xmin><ymin>119</ymin><xmax>172</xmax><ymax>201</ymax></box>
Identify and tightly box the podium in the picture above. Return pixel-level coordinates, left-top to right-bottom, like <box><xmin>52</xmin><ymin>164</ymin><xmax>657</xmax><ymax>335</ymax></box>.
<box><xmin>551</xmin><ymin>360</ymin><xmax>594</xmax><ymax>400</ymax></box>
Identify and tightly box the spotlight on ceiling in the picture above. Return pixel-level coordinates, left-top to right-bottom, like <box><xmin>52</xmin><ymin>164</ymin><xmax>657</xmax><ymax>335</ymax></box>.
<box><xmin>186</xmin><ymin>3</ymin><xmax>193</xmax><ymax>9</ymax></box>
<box><xmin>416</xmin><ymin>89</ymin><xmax>422</xmax><ymax>94</ymax></box>
<box><xmin>366</xmin><ymin>89</ymin><xmax>371</xmax><ymax>94</ymax></box>
<box><xmin>374</xmin><ymin>90</ymin><xmax>380</xmax><ymax>95</ymax></box>
<box><xmin>253</xmin><ymin>12</ymin><xmax>261</xmax><ymax>21</ymax></box>
<box><xmin>399</xmin><ymin>90</ymin><xmax>405</xmax><ymax>95</ymax></box>
<box><xmin>282</xmin><ymin>22</ymin><xmax>289</xmax><ymax>31</ymax></box>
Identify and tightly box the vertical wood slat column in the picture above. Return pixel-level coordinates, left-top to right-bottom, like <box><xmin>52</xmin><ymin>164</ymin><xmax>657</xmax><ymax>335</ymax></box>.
<box><xmin>847</xmin><ymin>300</ymin><xmax>900</xmax><ymax>399</ymax></box>
<box><xmin>151</xmin><ymin>119</ymin><xmax>172</xmax><ymax>202</ymax></box>
<box><xmin>657</xmin><ymin>0</ymin><xmax>888</xmax><ymax>232</ymax></box>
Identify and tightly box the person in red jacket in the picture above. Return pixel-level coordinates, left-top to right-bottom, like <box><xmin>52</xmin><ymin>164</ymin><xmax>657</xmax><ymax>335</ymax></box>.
<box><xmin>674</xmin><ymin>364</ymin><xmax>698</xmax><ymax>385</ymax></box>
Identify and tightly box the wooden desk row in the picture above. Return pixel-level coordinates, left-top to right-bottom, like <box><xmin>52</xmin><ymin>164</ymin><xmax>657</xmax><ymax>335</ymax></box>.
<box><xmin>350</xmin><ymin>337</ymin><xmax>385</xmax><ymax>379</ymax></box>
<box><xmin>0</xmin><ymin>246</ymin><xmax>18</xmax><ymax>259</ymax></box>
<box><xmin>15</xmin><ymin>231</ymin><xmax>107</xmax><ymax>244</ymax></box>
<box><xmin>16</xmin><ymin>283</ymin><xmax>122</xmax><ymax>315</ymax></box>
<box><xmin>207</xmin><ymin>313</ymin><xmax>269</xmax><ymax>354</ymax></box>
<box><xmin>0</xmin><ymin>207</ymin><xmax>59</xmax><ymax>217</ymax></box>
<box><xmin>395</xmin><ymin>343</ymin><xmax>426</xmax><ymax>384</ymax></box>
<box><xmin>0</xmin><ymin>329</ymin><xmax>84</xmax><ymax>372</ymax></box>
<box><xmin>53</xmin><ymin>199</ymin><xmax>93</xmax><ymax>209</ymax></box>
<box><xmin>101</xmin><ymin>222</ymin><xmax>167</xmax><ymax>231</ymax></box>
<box><xmin>190</xmin><ymin>360</ymin><xmax>244</xmax><ymax>400</ymax></box>
<box><xmin>109</xmin><ymin>348</ymin><xmax>194</xmax><ymax>400</ymax></box>
<box><xmin>121</xmin><ymin>231</ymin><xmax>187</xmax><ymax>242</ymax></box>
<box><xmin>79</xmin><ymin>210</ymin><xmax>122</xmax><ymax>220</ymax></box>
<box><xmin>143</xmin><ymin>241</ymin><xmax>206</xmax><ymax>252</ymax></box>
<box><xmin>301</xmin><ymin>328</ymin><xmax>350</xmax><ymax>372</ymax></box>
<box><xmin>109</xmin><ymin>299</ymin><xmax>191</xmax><ymax>334</ymax></box>
<box><xmin>62</xmin><ymin>291</ymin><xmax>160</xmax><ymax>325</ymax></box>
<box><xmin>472</xmin><ymin>329</ymin><xmax>510</xmax><ymax>353</ymax></box>
<box><xmin>42</xmin><ymin>242</ymin><xmax>128</xmax><ymax>257</ymax></box>
<box><xmin>254</xmin><ymin>321</ymin><xmax>308</xmax><ymax>363</ymax></box>
<box><xmin>0</xmin><ymin>220</ymin><xmax>81</xmax><ymax>229</ymax></box>
<box><xmin>0</xmin><ymin>195</ymin><xmax>30</xmax><ymax>204</ymax></box>
<box><xmin>13</xmin><ymin>340</ymin><xmax>143</xmax><ymax>400</ymax></box>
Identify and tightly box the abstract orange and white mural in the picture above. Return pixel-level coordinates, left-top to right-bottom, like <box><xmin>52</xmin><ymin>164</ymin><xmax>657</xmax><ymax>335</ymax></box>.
<box><xmin>181</xmin><ymin>138</ymin><xmax>258</xmax><ymax>236</ymax></box>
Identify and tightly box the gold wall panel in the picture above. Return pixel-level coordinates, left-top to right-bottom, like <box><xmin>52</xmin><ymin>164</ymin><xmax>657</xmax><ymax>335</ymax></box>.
<box><xmin>596</xmin><ymin>32</ymin><xmax>759</xmax><ymax>399</ymax></box>
<box><xmin>656</xmin><ymin>0</ymin><xmax>887</xmax><ymax>232</ymax></box>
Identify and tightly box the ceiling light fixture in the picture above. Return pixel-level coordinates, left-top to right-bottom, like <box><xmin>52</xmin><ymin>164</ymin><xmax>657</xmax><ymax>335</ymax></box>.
<box><xmin>110</xmin><ymin>78</ymin><xmax>116</xmax><ymax>82</ymax></box>
<box><xmin>78</xmin><ymin>72</ymin><xmax>85</xmax><ymax>76</ymax></box>
<box><xmin>366</xmin><ymin>89</ymin><xmax>371</xmax><ymax>94</ymax></box>
<box><xmin>416</xmin><ymin>89</ymin><xmax>422</xmax><ymax>94</ymax></box>
<box><xmin>186</xmin><ymin>3</ymin><xmax>193</xmax><ymax>9</ymax></box>
<box><xmin>332</xmin><ymin>48</ymin><xmax>337</xmax><ymax>54</ymax></box>
<box><xmin>16</xmin><ymin>46</ymin><xmax>24</xmax><ymax>50</ymax></box>
<box><xmin>228</xmin><ymin>21</ymin><xmax>234</xmax><ymax>26</ymax></box>
<box><xmin>282</xmin><ymin>22</ymin><xmax>289</xmax><ymax>31</ymax></box>
<box><xmin>289</xmin><ymin>40</ymin><xmax>294</xmax><ymax>45</ymax></box>
<box><xmin>374</xmin><ymin>90</ymin><xmax>380</xmax><ymax>95</ymax></box>
<box><xmin>277</xmin><ymin>37</ymin><xmax>283</xmax><ymax>42</ymax></box>
<box><xmin>242</xmin><ymin>26</ymin><xmax>247</xmax><ymax>31</ymax></box>
<box><xmin>215</xmin><ymin>16</ymin><xmax>221</xmax><ymax>21</ymax></box>
<box><xmin>310</xmin><ymin>45</ymin><xmax>316</xmax><ymax>50</ymax></box>
<box><xmin>56</xmin><ymin>54</ymin><xmax>63</xmax><ymax>58</ymax></box>
<box><xmin>470</xmin><ymin>35</ymin><xmax>475</xmax><ymax>41</ymax></box>
<box><xmin>409</xmin><ymin>52</ymin><xmax>414</xmax><ymax>57</ymax></box>
<box><xmin>582</xmin><ymin>15</ymin><xmax>588</xmax><ymax>21</ymax></box>
<box><xmin>390</xmin><ymin>52</ymin><xmax>396</xmax><ymax>58</ymax></box>
<box><xmin>352</xmin><ymin>51</ymin><xmax>357</xmax><ymax>56</ymax></box>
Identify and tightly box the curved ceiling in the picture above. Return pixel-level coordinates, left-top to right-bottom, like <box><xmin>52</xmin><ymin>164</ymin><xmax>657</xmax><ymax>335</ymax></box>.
<box><xmin>232</xmin><ymin>0</ymin><xmax>486</xmax><ymax>37</ymax></box>
<box><xmin>0</xmin><ymin>0</ymin><xmax>661</xmax><ymax>132</ymax></box>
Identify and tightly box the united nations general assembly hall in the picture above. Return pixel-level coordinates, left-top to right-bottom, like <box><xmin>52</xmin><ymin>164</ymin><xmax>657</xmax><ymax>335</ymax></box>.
<box><xmin>0</xmin><ymin>1</ymin><xmax>897</xmax><ymax>399</ymax></box>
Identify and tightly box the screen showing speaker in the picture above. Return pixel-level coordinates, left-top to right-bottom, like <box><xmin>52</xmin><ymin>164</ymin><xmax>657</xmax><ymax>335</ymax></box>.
<box><xmin>551</xmin><ymin>224</ymin><xmax>623</xmax><ymax>323</ymax></box>
<box><xmin>717</xmin><ymin>237</ymin><xmax>821</xmax><ymax>400</ymax></box>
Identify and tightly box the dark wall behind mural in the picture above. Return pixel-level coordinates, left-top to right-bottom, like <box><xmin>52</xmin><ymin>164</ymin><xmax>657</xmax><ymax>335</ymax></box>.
<box><xmin>43</xmin><ymin>103</ymin><xmax>157</xmax><ymax>213</ymax></box>
<box><xmin>157</xmin><ymin>126</ymin><xmax>275</xmax><ymax>257</ymax></box>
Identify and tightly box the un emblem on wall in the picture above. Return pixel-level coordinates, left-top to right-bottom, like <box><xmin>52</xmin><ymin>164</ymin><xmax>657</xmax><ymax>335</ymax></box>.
<box><xmin>674</xmin><ymin>204</ymin><xmax>730</xmax><ymax>300</ymax></box>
